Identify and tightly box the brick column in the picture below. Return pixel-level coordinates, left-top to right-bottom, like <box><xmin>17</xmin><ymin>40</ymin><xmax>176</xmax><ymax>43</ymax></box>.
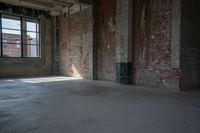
<box><xmin>116</xmin><ymin>0</ymin><xmax>133</xmax><ymax>84</ymax></box>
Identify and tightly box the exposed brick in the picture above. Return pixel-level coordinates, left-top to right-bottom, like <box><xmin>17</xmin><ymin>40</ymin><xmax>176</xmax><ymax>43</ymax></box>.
<box><xmin>132</xmin><ymin>0</ymin><xmax>181</xmax><ymax>88</ymax></box>
<box><xmin>59</xmin><ymin>7</ymin><xmax>93</xmax><ymax>79</ymax></box>
<box><xmin>97</xmin><ymin>0</ymin><xmax>116</xmax><ymax>81</ymax></box>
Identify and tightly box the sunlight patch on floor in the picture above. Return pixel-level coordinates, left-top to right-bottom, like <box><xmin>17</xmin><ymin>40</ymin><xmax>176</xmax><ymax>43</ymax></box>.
<box><xmin>19</xmin><ymin>76</ymin><xmax>82</xmax><ymax>83</ymax></box>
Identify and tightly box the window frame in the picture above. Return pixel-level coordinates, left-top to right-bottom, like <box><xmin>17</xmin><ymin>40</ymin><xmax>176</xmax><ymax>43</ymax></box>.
<box><xmin>0</xmin><ymin>13</ymin><xmax>41</xmax><ymax>58</ymax></box>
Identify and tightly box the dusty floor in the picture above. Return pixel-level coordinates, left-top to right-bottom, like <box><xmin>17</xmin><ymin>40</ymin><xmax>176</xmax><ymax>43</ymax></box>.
<box><xmin>0</xmin><ymin>76</ymin><xmax>200</xmax><ymax>133</ymax></box>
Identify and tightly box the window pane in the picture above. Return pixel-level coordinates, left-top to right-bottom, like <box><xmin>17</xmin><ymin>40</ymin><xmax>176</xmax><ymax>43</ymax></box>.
<box><xmin>23</xmin><ymin>45</ymin><xmax>40</xmax><ymax>57</ymax></box>
<box><xmin>26</xmin><ymin>22</ymin><xmax>37</xmax><ymax>32</ymax></box>
<box><xmin>23</xmin><ymin>32</ymin><xmax>39</xmax><ymax>45</ymax></box>
<box><xmin>2</xmin><ymin>18</ymin><xmax>21</xmax><ymax>30</ymax></box>
<box><xmin>2</xmin><ymin>29</ymin><xmax>21</xmax><ymax>34</ymax></box>
<box><xmin>3</xmin><ymin>44</ymin><xmax>21</xmax><ymax>57</ymax></box>
<box><xmin>2</xmin><ymin>30</ymin><xmax>21</xmax><ymax>44</ymax></box>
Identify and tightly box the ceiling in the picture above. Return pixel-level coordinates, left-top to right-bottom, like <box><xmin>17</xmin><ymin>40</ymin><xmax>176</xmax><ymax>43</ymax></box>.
<box><xmin>0</xmin><ymin>0</ymin><xmax>78</xmax><ymax>11</ymax></box>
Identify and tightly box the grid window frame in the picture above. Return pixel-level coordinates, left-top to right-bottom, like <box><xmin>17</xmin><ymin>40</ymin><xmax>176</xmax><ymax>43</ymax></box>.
<box><xmin>0</xmin><ymin>13</ymin><xmax>41</xmax><ymax>58</ymax></box>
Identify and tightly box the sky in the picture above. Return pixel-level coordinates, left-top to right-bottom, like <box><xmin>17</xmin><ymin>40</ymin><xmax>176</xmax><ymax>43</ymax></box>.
<box><xmin>1</xmin><ymin>18</ymin><xmax>38</xmax><ymax>39</ymax></box>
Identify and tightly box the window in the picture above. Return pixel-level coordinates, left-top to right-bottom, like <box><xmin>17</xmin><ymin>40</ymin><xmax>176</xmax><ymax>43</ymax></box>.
<box><xmin>0</xmin><ymin>14</ymin><xmax>40</xmax><ymax>58</ymax></box>
<box><xmin>2</xmin><ymin>39</ymin><xmax>7</xmax><ymax>48</ymax></box>
<box><xmin>22</xmin><ymin>20</ymin><xmax>40</xmax><ymax>57</ymax></box>
<box><xmin>14</xmin><ymin>39</ymin><xmax>21</xmax><ymax>48</ymax></box>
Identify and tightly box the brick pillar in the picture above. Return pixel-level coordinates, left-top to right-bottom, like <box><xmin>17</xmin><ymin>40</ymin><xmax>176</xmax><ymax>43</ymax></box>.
<box><xmin>116</xmin><ymin>0</ymin><xmax>133</xmax><ymax>84</ymax></box>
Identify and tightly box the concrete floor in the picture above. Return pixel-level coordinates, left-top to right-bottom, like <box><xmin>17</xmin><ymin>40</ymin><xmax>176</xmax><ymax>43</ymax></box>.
<box><xmin>0</xmin><ymin>77</ymin><xmax>200</xmax><ymax>133</ymax></box>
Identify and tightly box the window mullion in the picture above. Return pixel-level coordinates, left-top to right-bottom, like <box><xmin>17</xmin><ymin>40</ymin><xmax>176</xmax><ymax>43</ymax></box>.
<box><xmin>38</xmin><ymin>20</ymin><xmax>41</xmax><ymax>58</ymax></box>
<box><xmin>21</xmin><ymin>17</ymin><xmax>23</xmax><ymax>58</ymax></box>
<box><xmin>0</xmin><ymin>14</ymin><xmax>3</xmax><ymax>58</ymax></box>
<box><xmin>36</xmin><ymin>23</ymin><xmax>39</xmax><ymax>57</ymax></box>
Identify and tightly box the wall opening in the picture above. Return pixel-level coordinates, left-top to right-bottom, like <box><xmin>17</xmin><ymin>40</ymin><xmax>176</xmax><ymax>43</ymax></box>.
<box><xmin>180</xmin><ymin>0</ymin><xmax>200</xmax><ymax>90</ymax></box>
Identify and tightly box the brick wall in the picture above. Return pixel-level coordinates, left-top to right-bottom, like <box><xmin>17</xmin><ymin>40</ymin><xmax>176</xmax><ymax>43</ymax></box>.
<box><xmin>2</xmin><ymin>34</ymin><xmax>21</xmax><ymax>57</ymax></box>
<box><xmin>97</xmin><ymin>0</ymin><xmax>116</xmax><ymax>81</ymax></box>
<box><xmin>59</xmin><ymin>6</ymin><xmax>93</xmax><ymax>79</ymax></box>
<box><xmin>132</xmin><ymin>0</ymin><xmax>181</xmax><ymax>89</ymax></box>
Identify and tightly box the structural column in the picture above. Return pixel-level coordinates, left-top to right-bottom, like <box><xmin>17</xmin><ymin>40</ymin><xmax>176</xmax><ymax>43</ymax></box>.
<box><xmin>116</xmin><ymin>0</ymin><xmax>133</xmax><ymax>84</ymax></box>
<box><xmin>171</xmin><ymin>0</ymin><xmax>181</xmax><ymax>69</ymax></box>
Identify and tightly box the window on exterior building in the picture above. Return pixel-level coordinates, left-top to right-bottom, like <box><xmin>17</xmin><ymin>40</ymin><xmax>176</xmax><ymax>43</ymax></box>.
<box><xmin>2</xmin><ymin>39</ymin><xmax>7</xmax><ymax>48</ymax></box>
<box><xmin>0</xmin><ymin>14</ymin><xmax>40</xmax><ymax>58</ymax></box>
<box><xmin>14</xmin><ymin>39</ymin><xmax>21</xmax><ymax>48</ymax></box>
